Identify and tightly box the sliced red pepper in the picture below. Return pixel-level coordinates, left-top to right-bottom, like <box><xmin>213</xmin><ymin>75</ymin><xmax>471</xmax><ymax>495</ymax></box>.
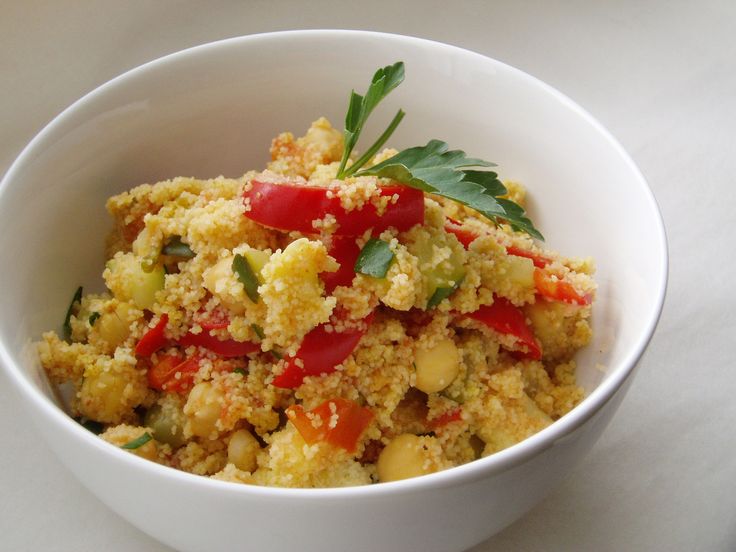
<box><xmin>147</xmin><ymin>353</ymin><xmax>181</xmax><ymax>390</ymax></box>
<box><xmin>533</xmin><ymin>268</ymin><xmax>591</xmax><ymax>305</ymax></box>
<box><xmin>321</xmin><ymin>235</ymin><xmax>361</xmax><ymax>293</ymax></box>
<box><xmin>444</xmin><ymin>219</ymin><xmax>479</xmax><ymax>248</ymax></box>
<box><xmin>147</xmin><ymin>353</ymin><xmax>200</xmax><ymax>393</ymax></box>
<box><xmin>428</xmin><ymin>407</ymin><xmax>463</xmax><ymax>430</ymax></box>
<box><xmin>272</xmin><ymin>313</ymin><xmax>373</xmax><ymax>389</ymax></box>
<box><xmin>286</xmin><ymin>398</ymin><xmax>374</xmax><ymax>453</ymax></box>
<box><xmin>179</xmin><ymin>330</ymin><xmax>259</xmax><ymax>358</ymax></box>
<box><xmin>194</xmin><ymin>307</ymin><xmax>230</xmax><ymax>330</ymax></box>
<box><xmin>506</xmin><ymin>246</ymin><xmax>551</xmax><ymax>269</ymax></box>
<box><xmin>162</xmin><ymin>356</ymin><xmax>201</xmax><ymax>393</ymax></box>
<box><xmin>445</xmin><ymin>218</ymin><xmax>551</xmax><ymax>269</ymax></box>
<box><xmin>135</xmin><ymin>313</ymin><xmax>169</xmax><ymax>357</ymax></box>
<box><xmin>467</xmin><ymin>297</ymin><xmax>542</xmax><ymax>360</ymax></box>
<box><xmin>244</xmin><ymin>179</ymin><xmax>424</xmax><ymax>236</ymax></box>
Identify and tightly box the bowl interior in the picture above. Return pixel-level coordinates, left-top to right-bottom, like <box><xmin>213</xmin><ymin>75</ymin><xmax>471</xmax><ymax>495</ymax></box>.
<box><xmin>0</xmin><ymin>31</ymin><xmax>666</xmax><ymax>455</ymax></box>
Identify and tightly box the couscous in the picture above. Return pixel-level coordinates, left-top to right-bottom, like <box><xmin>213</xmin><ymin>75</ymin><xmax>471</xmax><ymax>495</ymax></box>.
<box><xmin>38</xmin><ymin>63</ymin><xmax>594</xmax><ymax>487</ymax></box>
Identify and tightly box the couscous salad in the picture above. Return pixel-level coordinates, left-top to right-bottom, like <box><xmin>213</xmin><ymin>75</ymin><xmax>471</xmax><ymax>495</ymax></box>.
<box><xmin>38</xmin><ymin>63</ymin><xmax>594</xmax><ymax>487</ymax></box>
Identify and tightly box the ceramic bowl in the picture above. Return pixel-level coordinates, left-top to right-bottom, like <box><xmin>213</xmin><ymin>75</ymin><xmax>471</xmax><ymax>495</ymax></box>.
<box><xmin>0</xmin><ymin>30</ymin><xmax>667</xmax><ymax>552</ymax></box>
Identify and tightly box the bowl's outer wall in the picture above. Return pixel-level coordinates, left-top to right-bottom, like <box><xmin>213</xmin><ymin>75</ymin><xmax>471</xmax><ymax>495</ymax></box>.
<box><xmin>0</xmin><ymin>31</ymin><xmax>666</xmax><ymax>552</ymax></box>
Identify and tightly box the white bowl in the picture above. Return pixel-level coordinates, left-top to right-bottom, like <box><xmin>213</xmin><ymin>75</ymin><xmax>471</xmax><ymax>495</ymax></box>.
<box><xmin>0</xmin><ymin>31</ymin><xmax>667</xmax><ymax>552</ymax></box>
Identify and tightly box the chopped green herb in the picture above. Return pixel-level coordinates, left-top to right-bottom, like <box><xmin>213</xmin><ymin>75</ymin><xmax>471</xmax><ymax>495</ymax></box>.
<box><xmin>427</xmin><ymin>277</ymin><xmax>465</xmax><ymax>309</ymax></box>
<box><xmin>162</xmin><ymin>235</ymin><xmax>195</xmax><ymax>258</ymax></box>
<box><xmin>249</xmin><ymin>323</ymin><xmax>281</xmax><ymax>358</ymax></box>
<box><xmin>88</xmin><ymin>312</ymin><xmax>101</xmax><ymax>326</ymax></box>
<box><xmin>63</xmin><ymin>286</ymin><xmax>83</xmax><ymax>341</ymax></box>
<box><xmin>251</xmin><ymin>323</ymin><xmax>266</xmax><ymax>340</ymax></box>
<box><xmin>354</xmin><ymin>238</ymin><xmax>395</xmax><ymax>278</ymax></box>
<box><xmin>232</xmin><ymin>254</ymin><xmax>260</xmax><ymax>303</ymax></box>
<box><xmin>356</xmin><ymin>141</ymin><xmax>542</xmax><ymax>240</ymax></box>
<box><xmin>120</xmin><ymin>432</ymin><xmax>153</xmax><ymax>450</ymax></box>
<box><xmin>233</xmin><ymin>368</ymin><xmax>246</xmax><ymax>376</ymax></box>
<box><xmin>336</xmin><ymin>62</ymin><xmax>405</xmax><ymax>179</ymax></box>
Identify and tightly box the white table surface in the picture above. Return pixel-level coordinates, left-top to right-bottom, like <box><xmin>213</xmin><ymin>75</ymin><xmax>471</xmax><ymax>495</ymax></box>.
<box><xmin>2</xmin><ymin>1</ymin><xmax>735</xmax><ymax>550</ymax></box>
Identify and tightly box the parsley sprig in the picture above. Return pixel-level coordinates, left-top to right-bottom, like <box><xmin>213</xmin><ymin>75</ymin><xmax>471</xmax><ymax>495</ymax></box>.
<box><xmin>336</xmin><ymin>62</ymin><xmax>405</xmax><ymax>179</ymax></box>
<box><xmin>336</xmin><ymin>62</ymin><xmax>543</xmax><ymax>240</ymax></box>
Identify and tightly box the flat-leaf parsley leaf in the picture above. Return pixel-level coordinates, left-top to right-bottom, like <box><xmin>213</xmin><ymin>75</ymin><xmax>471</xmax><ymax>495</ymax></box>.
<box><xmin>356</xmin><ymin>140</ymin><xmax>542</xmax><ymax>240</ymax></box>
<box><xmin>354</xmin><ymin>238</ymin><xmax>395</xmax><ymax>278</ymax></box>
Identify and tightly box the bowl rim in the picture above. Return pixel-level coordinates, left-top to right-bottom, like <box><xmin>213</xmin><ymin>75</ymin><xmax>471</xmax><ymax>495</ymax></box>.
<box><xmin>0</xmin><ymin>29</ymin><xmax>668</xmax><ymax>499</ymax></box>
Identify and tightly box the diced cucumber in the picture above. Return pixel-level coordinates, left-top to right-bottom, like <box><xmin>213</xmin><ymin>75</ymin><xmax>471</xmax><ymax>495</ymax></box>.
<box><xmin>241</xmin><ymin>248</ymin><xmax>270</xmax><ymax>276</ymax></box>
<box><xmin>505</xmin><ymin>255</ymin><xmax>535</xmax><ymax>290</ymax></box>
<box><xmin>107</xmin><ymin>253</ymin><xmax>165</xmax><ymax>310</ymax></box>
<box><xmin>410</xmin><ymin>232</ymin><xmax>466</xmax><ymax>308</ymax></box>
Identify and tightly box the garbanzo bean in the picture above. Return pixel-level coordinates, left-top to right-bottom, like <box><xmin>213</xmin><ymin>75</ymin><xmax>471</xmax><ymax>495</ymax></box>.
<box><xmin>414</xmin><ymin>337</ymin><xmax>460</xmax><ymax>394</ymax></box>
<box><xmin>185</xmin><ymin>382</ymin><xmax>223</xmax><ymax>438</ymax></box>
<box><xmin>96</xmin><ymin>301</ymin><xmax>135</xmax><ymax>349</ymax></box>
<box><xmin>227</xmin><ymin>429</ymin><xmax>260</xmax><ymax>472</ymax></box>
<box><xmin>377</xmin><ymin>434</ymin><xmax>435</xmax><ymax>483</ymax></box>
<box><xmin>78</xmin><ymin>370</ymin><xmax>128</xmax><ymax>423</ymax></box>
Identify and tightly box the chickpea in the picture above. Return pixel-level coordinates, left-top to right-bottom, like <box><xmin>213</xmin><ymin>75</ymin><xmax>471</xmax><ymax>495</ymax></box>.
<box><xmin>202</xmin><ymin>256</ymin><xmax>246</xmax><ymax>315</ymax></box>
<box><xmin>203</xmin><ymin>256</ymin><xmax>235</xmax><ymax>295</ymax></box>
<box><xmin>377</xmin><ymin>434</ymin><xmax>435</xmax><ymax>483</ymax></box>
<box><xmin>185</xmin><ymin>382</ymin><xmax>223</xmax><ymax>438</ymax></box>
<box><xmin>96</xmin><ymin>301</ymin><xmax>135</xmax><ymax>349</ymax></box>
<box><xmin>227</xmin><ymin>429</ymin><xmax>260</xmax><ymax>472</ymax></box>
<box><xmin>79</xmin><ymin>370</ymin><xmax>128</xmax><ymax>423</ymax></box>
<box><xmin>414</xmin><ymin>337</ymin><xmax>460</xmax><ymax>394</ymax></box>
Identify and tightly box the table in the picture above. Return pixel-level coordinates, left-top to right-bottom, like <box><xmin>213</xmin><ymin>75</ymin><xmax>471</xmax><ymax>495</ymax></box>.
<box><xmin>2</xmin><ymin>1</ymin><xmax>734</xmax><ymax>550</ymax></box>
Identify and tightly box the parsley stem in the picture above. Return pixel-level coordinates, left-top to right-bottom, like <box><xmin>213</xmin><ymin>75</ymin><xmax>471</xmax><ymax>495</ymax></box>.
<box><xmin>345</xmin><ymin>109</ymin><xmax>405</xmax><ymax>178</ymax></box>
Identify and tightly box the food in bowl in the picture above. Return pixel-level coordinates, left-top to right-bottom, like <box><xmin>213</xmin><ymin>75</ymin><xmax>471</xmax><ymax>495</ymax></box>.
<box><xmin>37</xmin><ymin>62</ymin><xmax>595</xmax><ymax>488</ymax></box>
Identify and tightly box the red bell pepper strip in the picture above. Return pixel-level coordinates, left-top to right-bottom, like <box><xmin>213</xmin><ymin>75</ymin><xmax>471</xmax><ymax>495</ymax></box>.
<box><xmin>533</xmin><ymin>268</ymin><xmax>591</xmax><ymax>305</ymax></box>
<box><xmin>444</xmin><ymin>219</ymin><xmax>479</xmax><ymax>248</ymax></box>
<box><xmin>147</xmin><ymin>354</ymin><xmax>200</xmax><ymax>393</ymax></box>
<box><xmin>195</xmin><ymin>307</ymin><xmax>230</xmax><ymax>330</ymax></box>
<box><xmin>244</xmin><ymin>179</ymin><xmax>424</xmax><ymax>236</ymax></box>
<box><xmin>446</xmin><ymin>219</ymin><xmax>551</xmax><ymax>269</ymax></box>
<box><xmin>272</xmin><ymin>313</ymin><xmax>373</xmax><ymax>389</ymax></box>
<box><xmin>286</xmin><ymin>398</ymin><xmax>374</xmax><ymax>453</ymax></box>
<box><xmin>135</xmin><ymin>313</ymin><xmax>169</xmax><ymax>357</ymax></box>
<box><xmin>321</xmin><ymin>236</ymin><xmax>361</xmax><ymax>293</ymax></box>
<box><xmin>506</xmin><ymin>246</ymin><xmax>551</xmax><ymax>269</ymax></box>
<box><xmin>428</xmin><ymin>407</ymin><xmax>463</xmax><ymax>430</ymax></box>
<box><xmin>179</xmin><ymin>330</ymin><xmax>259</xmax><ymax>358</ymax></box>
<box><xmin>467</xmin><ymin>297</ymin><xmax>542</xmax><ymax>360</ymax></box>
